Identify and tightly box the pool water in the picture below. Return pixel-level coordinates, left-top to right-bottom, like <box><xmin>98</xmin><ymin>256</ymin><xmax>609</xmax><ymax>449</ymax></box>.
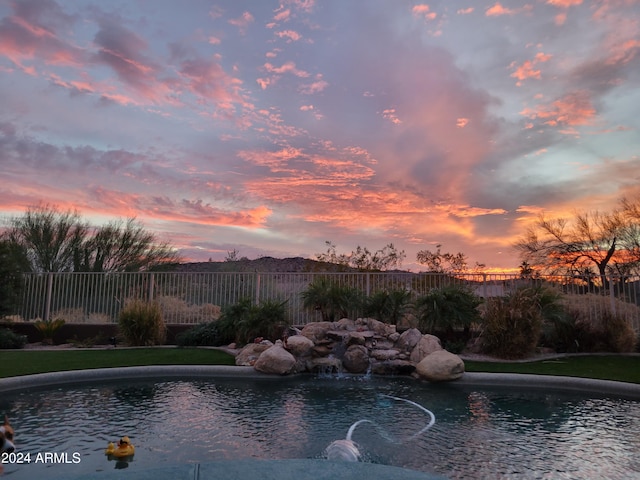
<box><xmin>1</xmin><ymin>375</ymin><xmax>639</xmax><ymax>479</ymax></box>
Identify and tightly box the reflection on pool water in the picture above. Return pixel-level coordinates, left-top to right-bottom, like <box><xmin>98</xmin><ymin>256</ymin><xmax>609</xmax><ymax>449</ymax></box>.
<box><xmin>1</xmin><ymin>374</ymin><xmax>639</xmax><ymax>479</ymax></box>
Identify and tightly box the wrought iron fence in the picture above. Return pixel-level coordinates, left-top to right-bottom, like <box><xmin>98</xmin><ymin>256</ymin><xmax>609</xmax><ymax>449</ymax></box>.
<box><xmin>9</xmin><ymin>271</ymin><xmax>640</xmax><ymax>331</ymax></box>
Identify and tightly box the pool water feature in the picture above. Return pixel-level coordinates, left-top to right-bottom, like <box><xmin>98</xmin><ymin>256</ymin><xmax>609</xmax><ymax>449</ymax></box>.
<box><xmin>1</xmin><ymin>374</ymin><xmax>639</xmax><ymax>479</ymax></box>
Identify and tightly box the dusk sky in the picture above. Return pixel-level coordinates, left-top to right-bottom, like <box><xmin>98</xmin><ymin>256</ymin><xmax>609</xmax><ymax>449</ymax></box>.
<box><xmin>1</xmin><ymin>0</ymin><xmax>639</xmax><ymax>271</ymax></box>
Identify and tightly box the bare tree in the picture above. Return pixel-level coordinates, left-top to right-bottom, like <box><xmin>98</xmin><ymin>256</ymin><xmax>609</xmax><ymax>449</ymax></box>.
<box><xmin>316</xmin><ymin>241</ymin><xmax>406</xmax><ymax>271</ymax></box>
<box><xmin>416</xmin><ymin>244</ymin><xmax>485</xmax><ymax>273</ymax></box>
<box><xmin>513</xmin><ymin>206</ymin><xmax>636</xmax><ymax>285</ymax></box>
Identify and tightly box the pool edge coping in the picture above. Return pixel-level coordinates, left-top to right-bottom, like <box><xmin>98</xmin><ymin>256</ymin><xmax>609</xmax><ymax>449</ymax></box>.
<box><xmin>1</xmin><ymin>366</ymin><xmax>640</xmax><ymax>398</ymax></box>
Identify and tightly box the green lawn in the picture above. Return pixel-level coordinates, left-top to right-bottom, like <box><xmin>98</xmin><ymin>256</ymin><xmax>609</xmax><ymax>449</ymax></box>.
<box><xmin>0</xmin><ymin>348</ymin><xmax>235</xmax><ymax>378</ymax></box>
<box><xmin>1</xmin><ymin>349</ymin><xmax>639</xmax><ymax>384</ymax></box>
<box><xmin>465</xmin><ymin>355</ymin><xmax>640</xmax><ymax>384</ymax></box>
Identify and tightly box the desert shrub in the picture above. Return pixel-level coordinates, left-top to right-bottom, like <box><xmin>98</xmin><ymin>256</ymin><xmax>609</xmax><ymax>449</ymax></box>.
<box><xmin>34</xmin><ymin>318</ymin><xmax>66</xmax><ymax>344</ymax></box>
<box><xmin>0</xmin><ymin>328</ymin><xmax>27</xmax><ymax>349</ymax></box>
<box><xmin>118</xmin><ymin>299</ymin><xmax>166</xmax><ymax>346</ymax></box>
<box><xmin>363</xmin><ymin>288</ymin><xmax>413</xmax><ymax>325</ymax></box>
<box><xmin>481</xmin><ymin>287</ymin><xmax>544</xmax><ymax>359</ymax></box>
<box><xmin>561</xmin><ymin>294</ymin><xmax>637</xmax><ymax>353</ymax></box>
<box><xmin>416</xmin><ymin>284</ymin><xmax>482</xmax><ymax>334</ymax></box>
<box><xmin>176</xmin><ymin>321</ymin><xmax>223</xmax><ymax>347</ymax></box>
<box><xmin>301</xmin><ymin>277</ymin><xmax>362</xmax><ymax>322</ymax></box>
<box><xmin>216</xmin><ymin>298</ymin><xmax>289</xmax><ymax>345</ymax></box>
<box><xmin>156</xmin><ymin>296</ymin><xmax>221</xmax><ymax>324</ymax></box>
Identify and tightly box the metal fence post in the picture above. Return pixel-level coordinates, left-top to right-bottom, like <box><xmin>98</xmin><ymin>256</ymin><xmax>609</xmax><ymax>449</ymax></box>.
<box><xmin>255</xmin><ymin>272</ymin><xmax>261</xmax><ymax>304</ymax></box>
<box><xmin>609</xmin><ymin>275</ymin><xmax>616</xmax><ymax>315</ymax></box>
<box><xmin>44</xmin><ymin>272</ymin><xmax>53</xmax><ymax>322</ymax></box>
<box><xmin>366</xmin><ymin>272</ymin><xmax>371</xmax><ymax>297</ymax></box>
<box><xmin>148</xmin><ymin>272</ymin><xmax>155</xmax><ymax>303</ymax></box>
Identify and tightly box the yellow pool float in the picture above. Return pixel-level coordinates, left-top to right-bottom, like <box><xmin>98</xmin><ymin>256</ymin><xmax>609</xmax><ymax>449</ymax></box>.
<box><xmin>105</xmin><ymin>436</ymin><xmax>135</xmax><ymax>458</ymax></box>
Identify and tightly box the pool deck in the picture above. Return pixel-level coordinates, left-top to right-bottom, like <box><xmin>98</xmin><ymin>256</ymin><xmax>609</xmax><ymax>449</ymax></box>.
<box><xmin>51</xmin><ymin>459</ymin><xmax>447</xmax><ymax>480</ymax></box>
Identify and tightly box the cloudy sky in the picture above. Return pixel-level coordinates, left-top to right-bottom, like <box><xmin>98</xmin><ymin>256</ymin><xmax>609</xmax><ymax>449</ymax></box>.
<box><xmin>1</xmin><ymin>0</ymin><xmax>639</xmax><ymax>271</ymax></box>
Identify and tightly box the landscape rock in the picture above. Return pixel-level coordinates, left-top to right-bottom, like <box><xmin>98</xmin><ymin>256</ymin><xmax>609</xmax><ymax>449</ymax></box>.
<box><xmin>415</xmin><ymin>350</ymin><xmax>465</xmax><ymax>382</ymax></box>
<box><xmin>342</xmin><ymin>345</ymin><xmax>370</xmax><ymax>373</ymax></box>
<box><xmin>396</xmin><ymin>328</ymin><xmax>423</xmax><ymax>352</ymax></box>
<box><xmin>409</xmin><ymin>334</ymin><xmax>443</xmax><ymax>363</ymax></box>
<box><xmin>334</xmin><ymin>318</ymin><xmax>356</xmax><ymax>330</ymax></box>
<box><xmin>236</xmin><ymin>341</ymin><xmax>273</xmax><ymax>366</ymax></box>
<box><xmin>300</xmin><ymin>321</ymin><xmax>334</xmax><ymax>343</ymax></box>
<box><xmin>370</xmin><ymin>349</ymin><xmax>400</xmax><ymax>361</ymax></box>
<box><xmin>254</xmin><ymin>342</ymin><xmax>297</xmax><ymax>375</ymax></box>
<box><xmin>306</xmin><ymin>356</ymin><xmax>343</xmax><ymax>373</ymax></box>
<box><xmin>285</xmin><ymin>335</ymin><xmax>314</xmax><ymax>357</ymax></box>
<box><xmin>371</xmin><ymin>360</ymin><xmax>415</xmax><ymax>376</ymax></box>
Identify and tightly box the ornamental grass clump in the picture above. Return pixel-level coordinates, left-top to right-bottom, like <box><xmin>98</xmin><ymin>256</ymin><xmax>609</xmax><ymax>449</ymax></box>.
<box><xmin>481</xmin><ymin>287</ymin><xmax>543</xmax><ymax>359</ymax></box>
<box><xmin>561</xmin><ymin>293</ymin><xmax>637</xmax><ymax>353</ymax></box>
<box><xmin>118</xmin><ymin>299</ymin><xmax>166</xmax><ymax>346</ymax></box>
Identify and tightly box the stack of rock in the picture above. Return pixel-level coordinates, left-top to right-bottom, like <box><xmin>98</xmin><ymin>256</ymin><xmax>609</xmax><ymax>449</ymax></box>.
<box><xmin>234</xmin><ymin>317</ymin><xmax>464</xmax><ymax>382</ymax></box>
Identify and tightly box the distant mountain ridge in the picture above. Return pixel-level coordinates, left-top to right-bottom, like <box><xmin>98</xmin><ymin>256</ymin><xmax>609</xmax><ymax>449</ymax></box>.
<box><xmin>170</xmin><ymin>256</ymin><xmax>406</xmax><ymax>273</ymax></box>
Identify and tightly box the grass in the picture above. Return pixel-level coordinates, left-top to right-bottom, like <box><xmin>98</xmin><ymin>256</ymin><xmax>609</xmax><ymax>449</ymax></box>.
<box><xmin>1</xmin><ymin>349</ymin><xmax>639</xmax><ymax>384</ymax></box>
<box><xmin>0</xmin><ymin>348</ymin><xmax>235</xmax><ymax>378</ymax></box>
<box><xmin>465</xmin><ymin>355</ymin><xmax>640</xmax><ymax>384</ymax></box>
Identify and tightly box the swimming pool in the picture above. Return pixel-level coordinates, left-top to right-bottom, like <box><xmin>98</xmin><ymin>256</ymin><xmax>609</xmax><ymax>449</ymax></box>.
<box><xmin>1</xmin><ymin>371</ymin><xmax>639</xmax><ymax>479</ymax></box>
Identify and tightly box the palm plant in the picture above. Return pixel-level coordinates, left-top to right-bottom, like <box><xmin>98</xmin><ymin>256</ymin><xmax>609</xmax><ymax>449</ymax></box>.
<box><xmin>363</xmin><ymin>288</ymin><xmax>413</xmax><ymax>325</ymax></box>
<box><xmin>301</xmin><ymin>277</ymin><xmax>361</xmax><ymax>322</ymax></box>
<box><xmin>416</xmin><ymin>284</ymin><xmax>481</xmax><ymax>334</ymax></box>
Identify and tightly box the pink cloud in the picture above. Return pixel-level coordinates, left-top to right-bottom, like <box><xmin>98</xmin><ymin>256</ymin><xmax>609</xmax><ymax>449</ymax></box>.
<box><xmin>520</xmin><ymin>90</ymin><xmax>596</xmax><ymax>127</ymax></box>
<box><xmin>264</xmin><ymin>61</ymin><xmax>309</xmax><ymax>77</ymax></box>
<box><xmin>0</xmin><ymin>2</ymin><xmax>84</xmax><ymax>67</ymax></box>
<box><xmin>485</xmin><ymin>3</ymin><xmax>516</xmax><ymax>16</ymax></box>
<box><xmin>510</xmin><ymin>52</ymin><xmax>552</xmax><ymax>85</ymax></box>
<box><xmin>547</xmin><ymin>0</ymin><xmax>583</xmax><ymax>7</ymax></box>
<box><xmin>228</xmin><ymin>11</ymin><xmax>255</xmax><ymax>33</ymax></box>
<box><xmin>412</xmin><ymin>4</ymin><xmax>437</xmax><ymax>20</ymax></box>
<box><xmin>457</xmin><ymin>8</ymin><xmax>474</xmax><ymax>15</ymax></box>
<box><xmin>273</xmin><ymin>8</ymin><xmax>291</xmax><ymax>22</ymax></box>
<box><xmin>275</xmin><ymin>30</ymin><xmax>302</xmax><ymax>42</ymax></box>
<box><xmin>299</xmin><ymin>75</ymin><xmax>328</xmax><ymax>94</ymax></box>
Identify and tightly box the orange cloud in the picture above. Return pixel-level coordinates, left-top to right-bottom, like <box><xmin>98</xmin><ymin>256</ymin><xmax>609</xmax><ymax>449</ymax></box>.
<box><xmin>382</xmin><ymin>108</ymin><xmax>402</xmax><ymax>124</ymax></box>
<box><xmin>520</xmin><ymin>91</ymin><xmax>596</xmax><ymax>127</ymax></box>
<box><xmin>456</xmin><ymin>118</ymin><xmax>469</xmax><ymax>128</ymax></box>
<box><xmin>486</xmin><ymin>3</ymin><xmax>515</xmax><ymax>16</ymax></box>
<box><xmin>412</xmin><ymin>4</ymin><xmax>437</xmax><ymax>20</ymax></box>
<box><xmin>510</xmin><ymin>53</ymin><xmax>551</xmax><ymax>85</ymax></box>
<box><xmin>546</xmin><ymin>0</ymin><xmax>583</xmax><ymax>7</ymax></box>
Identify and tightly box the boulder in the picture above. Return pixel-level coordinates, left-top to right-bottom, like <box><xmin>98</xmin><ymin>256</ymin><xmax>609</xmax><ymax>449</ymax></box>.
<box><xmin>346</xmin><ymin>331</ymin><xmax>371</xmax><ymax>346</ymax></box>
<box><xmin>306</xmin><ymin>356</ymin><xmax>343</xmax><ymax>374</ymax></box>
<box><xmin>300</xmin><ymin>321</ymin><xmax>334</xmax><ymax>343</ymax></box>
<box><xmin>254</xmin><ymin>342</ymin><xmax>297</xmax><ymax>375</ymax></box>
<box><xmin>370</xmin><ymin>349</ymin><xmax>400</xmax><ymax>361</ymax></box>
<box><xmin>409</xmin><ymin>334</ymin><xmax>443</xmax><ymax>363</ymax></box>
<box><xmin>285</xmin><ymin>335</ymin><xmax>314</xmax><ymax>357</ymax></box>
<box><xmin>371</xmin><ymin>360</ymin><xmax>415</xmax><ymax>376</ymax></box>
<box><xmin>366</xmin><ymin>318</ymin><xmax>396</xmax><ymax>336</ymax></box>
<box><xmin>415</xmin><ymin>350</ymin><xmax>465</xmax><ymax>382</ymax></box>
<box><xmin>396</xmin><ymin>328</ymin><xmax>422</xmax><ymax>352</ymax></box>
<box><xmin>235</xmin><ymin>341</ymin><xmax>273</xmax><ymax>366</ymax></box>
<box><xmin>342</xmin><ymin>345</ymin><xmax>370</xmax><ymax>374</ymax></box>
<box><xmin>334</xmin><ymin>318</ymin><xmax>356</xmax><ymax>330</ymax></box>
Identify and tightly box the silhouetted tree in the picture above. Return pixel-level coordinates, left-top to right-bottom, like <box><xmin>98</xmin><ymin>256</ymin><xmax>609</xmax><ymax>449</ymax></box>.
<box><xmin>315</xmin><ymin>241</ymin><xmax>406</xmax><ymax>271</ymax></box>
<box><xmin>514</xmin><ymin>200</ymin><xmax>640</xmax><ymax>285</ymax></box>
<box><xmin>4</xmin><ymin>204</ymin><xmax>180</xmax><ymax>272</ymax></box>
